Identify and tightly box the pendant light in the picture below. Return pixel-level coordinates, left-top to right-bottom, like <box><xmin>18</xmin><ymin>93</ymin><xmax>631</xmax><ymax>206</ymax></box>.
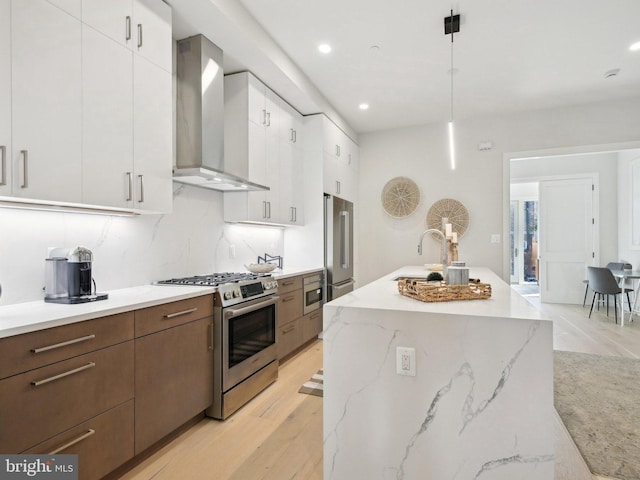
<box><xmin>444</xmin><ymin>11</ymin><xmax>460</xmax><ymax>170</ymax></box>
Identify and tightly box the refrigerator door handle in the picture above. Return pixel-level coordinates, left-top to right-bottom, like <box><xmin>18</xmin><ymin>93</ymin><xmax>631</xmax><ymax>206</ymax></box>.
<box><xmin>340</xmin><ymin>210</ymin><xmax>350</xmax><ymax>268</ymax></box>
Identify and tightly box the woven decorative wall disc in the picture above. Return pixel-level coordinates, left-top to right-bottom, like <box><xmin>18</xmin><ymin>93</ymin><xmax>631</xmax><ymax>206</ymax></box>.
<box><xmin>426</xmin><ymin>198</ymin><xmax>469</xmax><ymax>237</ymax></box>
<box><xmin>381</xmin><ymin>177</ymin><xmax>420</xmax><ymax>218</ymax></box>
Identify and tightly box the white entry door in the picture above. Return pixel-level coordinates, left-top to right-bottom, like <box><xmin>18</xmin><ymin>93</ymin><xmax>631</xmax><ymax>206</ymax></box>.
<box><xmin>539</xmin><ymin>177</ymin><xmax>596</xmax><ymax>304</ymax></box>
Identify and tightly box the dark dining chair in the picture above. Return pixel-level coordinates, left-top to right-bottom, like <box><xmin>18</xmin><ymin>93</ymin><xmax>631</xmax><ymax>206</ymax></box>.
<box><xmin>583</xmin><ymin>263</ymin><xmax>633</xmax><ymax>309</ymax></box>
<box><xmin>587</xmin><ymin>266</ymin><xmax>630</xmax><ymax>324</ymax></box>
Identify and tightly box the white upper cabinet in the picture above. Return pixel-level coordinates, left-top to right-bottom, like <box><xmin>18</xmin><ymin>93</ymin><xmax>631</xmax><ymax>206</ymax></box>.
<box><xmin>132</xmin><ymin>55</ymin><xmax>172</xmax><ymax>213</ymax></box>
<box><xmin>81</xmin><ymin>1</ymin><xmax>172</xmax><ymax>213</ymax></box>
<box><xmin>81</xmin><ymin>24</ymin><xmax>134</xmax><ymax>209</ymax></box>
<box><xmin>223</xmin><ymin>72</ymin><xmax>304</xmax><ymax>225</ymax></box>
<box><xmin>0</xmin><ymin>0</ymin><xmax>10</xmax><ymax>197</ymax></box>
<box><xmin>81</xmin><ymin>0</ymin><xmax>132</xmax><ymax>48</ymax></box>
<box><xmin>82</xmin><ymin>0</ymin><xmax>171</xmax><ymax>73</ymax></box>
<box><xmin>306</xmin><ymin>114</ymin><xmax>359</xmax><ymax>204</ymax></box>
<box><xmin>132</xmin><ymin>0</ymin><xmax>172</xmax><ymax>72</ymax></box>
<box><xmin>11</xmin><ymin>0</ymin><xmax>82</xmax><ymax>203</ymax></box>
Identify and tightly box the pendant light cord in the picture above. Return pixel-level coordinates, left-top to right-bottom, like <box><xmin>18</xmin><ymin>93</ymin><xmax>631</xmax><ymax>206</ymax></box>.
<box><xmin>450</xmin><ymin>8</ymin><xmax>454</xmax><ymax>123</ymax></box>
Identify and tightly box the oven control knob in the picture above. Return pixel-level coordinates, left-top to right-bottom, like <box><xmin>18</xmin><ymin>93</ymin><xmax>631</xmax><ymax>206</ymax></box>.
<box><xmin>233</xmin><ymin>289</ymin><xmax>241</xmax><ymax>298</ymax></box>
<box><xmin>223</xmin><ymin>290</ymin><xmax>233</xmax><ymax>300</ymax></box>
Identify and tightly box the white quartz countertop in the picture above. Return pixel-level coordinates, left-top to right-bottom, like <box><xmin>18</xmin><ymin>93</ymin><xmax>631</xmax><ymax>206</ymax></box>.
<box><xmin>0</xmin><ymin>285</ymin><xmax>216</xmax><ymax>339</ymax></box>
<box><xmin>326</xmin><ymin>265</ymin><xmax>549</xmax><ymax>321</ymax></box>
<box><xmin>272</xmin><ymin>266</ymin><xmax>324</xmax><ymax>280</ymax></box>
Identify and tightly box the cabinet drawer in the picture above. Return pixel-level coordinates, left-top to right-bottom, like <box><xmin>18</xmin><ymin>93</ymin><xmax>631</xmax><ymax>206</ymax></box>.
<box><xmin>302</xmin><ymin>309</ymin><xmax>323</xmax><ymax>343</ymax></box>
<box><xmin>24</xmin><ymin>400</ymin><xmax>134</xmax><ymax>480</ymax></box>
<box><xmin>135</xmin><ymin>294</ymin><xmax>213</xmax><ymax>337</ymax></box>
<box><xmin>0</xmin><ymin>312</ymin><xmax>134</xmax><ymax>380</ymax></box>
<box><xmin>277</xmin><ymin>276</ymin><xmax>302</xmax><ymax>294</ymax></box>
<box><xmin>279</xmin><ymin>290</ymin><xmax>302</xmax><ymax>325</ymax></box>
<box><xmin>134</xmin><ymin>317</ymin><xmax>213</xmax><ymax>454</ymax></box>
<box><xmin>277</xmin><ymin>318</ymin><xmax>302</xmax><ymax>359</ymax></box>
<box><xmin>0</xmin><ymin>341</ymin><xmax>134</xmax><ymax>453</ymax></box>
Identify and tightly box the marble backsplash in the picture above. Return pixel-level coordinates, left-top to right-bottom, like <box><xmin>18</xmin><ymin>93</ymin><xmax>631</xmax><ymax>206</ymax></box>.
<box><xmin>0</xmin><ymin>184</ymin><xmax>284</xmax><ymax>306</ymax></box>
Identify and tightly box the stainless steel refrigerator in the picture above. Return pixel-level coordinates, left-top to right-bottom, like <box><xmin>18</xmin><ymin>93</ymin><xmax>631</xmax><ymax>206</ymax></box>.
<box><xmin>325</xmin><ymin>195</ymin><xmax>354</xmax><ymax>301</ymax></box>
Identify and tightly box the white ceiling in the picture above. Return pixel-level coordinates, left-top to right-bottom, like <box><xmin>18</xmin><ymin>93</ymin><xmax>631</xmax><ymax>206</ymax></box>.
<box><xmin>170</xmin><ymin>0</ymin><xmax>640</xmax><ymax>135</ymax></box>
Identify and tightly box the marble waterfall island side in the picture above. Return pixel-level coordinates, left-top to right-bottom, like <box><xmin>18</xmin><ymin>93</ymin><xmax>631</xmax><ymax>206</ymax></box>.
<box><xmin>323</xmin><ymin>266</ymin><xmax>553</xmax><ymax>480</ymax></box>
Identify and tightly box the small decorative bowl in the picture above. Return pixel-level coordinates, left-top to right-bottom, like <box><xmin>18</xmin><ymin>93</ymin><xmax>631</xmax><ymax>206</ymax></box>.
<box><xmin>245</xmin><ymin>263</ymin><xmax>277</xmax><ymax>273</ymax></box>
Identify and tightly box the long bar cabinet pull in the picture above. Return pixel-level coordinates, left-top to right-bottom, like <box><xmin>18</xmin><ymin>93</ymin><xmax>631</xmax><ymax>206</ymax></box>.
<box><xmin>137</xmin><ymin>24</ymin><xmax>143</xmax><ymax>48</ymax></box>
<box><xmin>21</xmin><ymin>150</ymin><xmax>28</xmax><ymax>188</ymax></box>
<box><xmin>125</xmin><ymin>16</ymin><xmax>131</xmax><ymax>41</ymax></box>
<box><xmin>208</xmin><ymin>323</ymin><xmax>213</xmax><ymax>351</ymax></box>
<box><xmin>31</xmin><ymin>334</ymin><xmax>96</xmax><ymax>354</ymax></box>
<box><xmin>48</xmin><ymin>429</ymin><xmax>95</xmax><ymax>455</ymax></box>
<box><xmin>138</xmin><ymin>174</ymin><xmax>144</xmax><ymax>203</ymax></box>
<box><xmin>164</xmin><ymin>307</ymin><xmax>198</xmax><ymax>319</ymax></box>
<box><xmin>0</xmin><ymin>145</ymin><xmax>6</xmax><ymax>186</ymax></box>
<box><xmin>126</xmin><ymin>172</ymin><xmax>133</xmax><ymax>201</ymax></box>
<box><xmin>31</xmin><ymin>362</ymin><xmax>96</xmax><ymax>387</ymax></box>
<box><xmin>282</xmin><ymin>325</ymin><xmax>296</xmax><ymax>334</ymax></box>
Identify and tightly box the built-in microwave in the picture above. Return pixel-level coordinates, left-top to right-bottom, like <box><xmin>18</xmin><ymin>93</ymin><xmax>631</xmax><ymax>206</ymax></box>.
<box><xmin>303</xmin><ymin>273</ymin><xmax>324</xmax><ymax>315</ymax></box>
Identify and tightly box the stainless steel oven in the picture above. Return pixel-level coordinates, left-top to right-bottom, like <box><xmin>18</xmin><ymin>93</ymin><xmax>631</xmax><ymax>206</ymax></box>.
<box><xmin>303</xmin><ymin>272</ymin><xmax>324</xmax><ymax>315</ymax></box>
<box><xmin>156</xmin><ymin>273</ymin><xmax>279</xmax><ymax>420</ymax></box>
<box><xmin>208</xmin><ymin>278</ymin><xmax>279</xmax><ymax>420</ymax></box>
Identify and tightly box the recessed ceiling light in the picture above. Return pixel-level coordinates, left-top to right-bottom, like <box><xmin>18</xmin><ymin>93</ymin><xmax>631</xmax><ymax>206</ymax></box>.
<box><xmin>359</xmin><ymin>103</ymin><xmax>369</xmax><ymax>110</ymax></box>
<box><xmin>318</xmin><ymin>44</ymin><xmax>332</xmax><ymax>54</ymax></box>
<box><xmin>630</xmin><ymin>41</ymin><xmax>640</xmax><ymax>51</ymax></box>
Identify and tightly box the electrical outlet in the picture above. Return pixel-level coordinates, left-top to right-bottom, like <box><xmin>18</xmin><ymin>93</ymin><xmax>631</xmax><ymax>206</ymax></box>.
<box><xmin>396</xmin><ymin>347</ymin><xmax>416</xmax><ymax>376</ymax></box>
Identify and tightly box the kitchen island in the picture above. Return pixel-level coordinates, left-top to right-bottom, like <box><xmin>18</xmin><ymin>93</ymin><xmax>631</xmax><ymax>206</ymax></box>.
<box><xmin>323</xmin><ymin>266</ymin><xmax>553</xmax><ymax>480</ymax></box>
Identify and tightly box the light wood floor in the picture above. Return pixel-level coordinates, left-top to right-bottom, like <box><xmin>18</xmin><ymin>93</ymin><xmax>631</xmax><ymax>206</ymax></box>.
<box><xmin>117</xmin><ymin>296</ymin><xmax>640</xmax><ymax>480</ymax></box>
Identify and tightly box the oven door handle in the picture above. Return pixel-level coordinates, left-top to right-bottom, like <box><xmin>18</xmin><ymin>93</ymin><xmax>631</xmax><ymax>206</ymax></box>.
<box><xmin>223</xmin><ymin>296</ymin><xmax>280</xmax><ymax>320</ymax></box>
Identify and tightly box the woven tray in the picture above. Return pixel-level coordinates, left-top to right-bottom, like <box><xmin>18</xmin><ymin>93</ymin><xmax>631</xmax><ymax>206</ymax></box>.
<box><xmin>398</xmin><ymin>278</ymin><xmax>492</xmax><ymax>303</ymax></box>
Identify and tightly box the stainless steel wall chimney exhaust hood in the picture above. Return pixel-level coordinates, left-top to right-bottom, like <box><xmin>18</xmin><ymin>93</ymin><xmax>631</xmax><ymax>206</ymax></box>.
<box><xmin>175</xmin><ymin>35</ymin><xmax>269</xmax><ymax>192</ymax></box>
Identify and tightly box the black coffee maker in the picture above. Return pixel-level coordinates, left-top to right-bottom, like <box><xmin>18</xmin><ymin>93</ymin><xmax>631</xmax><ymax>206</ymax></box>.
<box><xmin>44</xmin><ymin>246</ymin><xmax>108</xmax><ymax>304</ymax></box>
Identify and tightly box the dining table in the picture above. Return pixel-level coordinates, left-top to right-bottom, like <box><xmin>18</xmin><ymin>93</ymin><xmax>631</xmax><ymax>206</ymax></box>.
<box><xmin>610</xmin><ymin>269</ymin><xmax>640</xmax><ymax>326</ymax></box>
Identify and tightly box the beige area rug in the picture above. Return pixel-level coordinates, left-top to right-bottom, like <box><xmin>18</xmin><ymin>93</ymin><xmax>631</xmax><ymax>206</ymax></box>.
<box><xmin>298</xmin><ymin>369</ymin><xmax>323</xmax><ymax>397</ymax></box>
<box><xmin>554</xmin><ymin>350</ymin><xmax>640</xmax><ymax>480</ymax></box>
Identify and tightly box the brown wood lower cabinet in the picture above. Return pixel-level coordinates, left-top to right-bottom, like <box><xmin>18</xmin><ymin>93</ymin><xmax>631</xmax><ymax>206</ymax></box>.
<box><xmin>301</xmin><ymin>309</ymin><xmax>323</xmax><ymax>343</ymax></box>
<box><xmin>134</xmin><ymin>316</ymin><xmax>214</xmax><ymax>454</ymax></box>
<box><xmin>0</xmin><ymin>341</ymin><xmax>134</xmax><ymax>454</ymax></box>
<box><xmin>25</xmin><ymin>400</ymin><xmax>134</xmax><ymax>480</ymax></box>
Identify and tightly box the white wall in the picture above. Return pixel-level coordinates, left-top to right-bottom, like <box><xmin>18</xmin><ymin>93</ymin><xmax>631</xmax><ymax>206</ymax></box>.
<box><xmin>0</xmin><ymin>185</ymin><xmax>284</xmax><ymax>306</ymax></box>
<box><xmin>358</xmin><ymin>97</ymin><xmax>640</xmax><ymax>286</ymax></box>
<box><xmin>510</xmin><ymin>152</ymin><xmax>619</xmax><ymax>265</ymax></box>
<box><xmin>618</xmin><ymin>149</ymin><xmax>640</xmax><ymax>268</ymax></box>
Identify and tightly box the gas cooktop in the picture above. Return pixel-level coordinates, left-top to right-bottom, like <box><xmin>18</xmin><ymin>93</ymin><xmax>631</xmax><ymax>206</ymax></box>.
<box><xmin>155</xmin><ymin>272</ymin><xmax>272</xmax><ymax>287</ymax></box>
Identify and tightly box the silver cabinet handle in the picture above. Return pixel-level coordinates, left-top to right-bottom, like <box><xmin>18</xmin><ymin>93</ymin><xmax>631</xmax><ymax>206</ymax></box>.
<box><xmin>293</xmin><ymin>130</ymin><xmax>297</xmax><ymax>143</ymax></box>
<box><xmin>208</xmin><ymin>322</ymin><xmax>213</xmax><ymax>351</ymax></box>
<box><xmin>282</xmin><ymin>325</ymin><xmax>296</xmax><ymax>334</ymax></box>
<box><xmin>31</xmin><ymin>334</ymin><xmax>96</xmax><ymax>354</ymax></box>
<box><xmin>282</xmin><ymin>295</ymin><xmax>295</xmax><ymax>303</ymax></box>
<box><xmin>0</xmin><ymin>145</ymin><xmax>5</xmax><ymax>186</ymax></box>
<box><xmin>262</xmin><ymin>109</ymin><xmax>267</xmax><ymax>125</ymax></box>
<box><xmin>20</xmin><ymin>150</ymin><xmax>28</xmax><ymax>188</ymax></box>
<box><xmin>31</xmin><ymin>362</ymin><xmax>96</xmax><ymax>387</ymax></box>
<box><xmin>125</xmin><ymin>16</ymin><xmax>131</xmax><ymax>41</ymax></box>
<box><xmin>49</xmin><ymin>429</ymin><xmax>95</xmax><ymax>455</ymax></box>
<box><xmin>266</xmin><ymin>112</ymin><xmax>271</xmax><ymax>127</ymax></box>
<box><xmin>267</xmin><ymin>201</ymin><xmax>271</xmax><ymax>218</ymax></box>
<box><xmin>126</xmin><ymin>172</ymin><xmax>133</xmax><ymax>201</ymax></box>
<box><xmin>138</xmin><ymin>174</ymin><xmax>144</xmax><ymax>203</ymax></box>
<box><xmin>137</xmin><ymin>23</ymin><xmax>142</xmax><ymax>48</ymax></box>
<box><xmin>336</xmin><ymin>180</ymin><xmax>341</xmax><ymax>194</ymax></box>
<box><xmin>294</xmin><ymin>207</ymin><xmax>297</xmax><ymax>222</ymax></box>
<box><xmin>290</xmin><ymin>128</ymin><xmax>294</xmax><ymax>142</ymax></box>
<box><xmin>262</xmin><ymin>200</ymin><xmax>267</xmax><ymax>218</ymax></box>
<box><xmin>164</xmin><ymin>307</ymin><xmax>198</xmax><ymax>319</ymax></box>
<box><xmin>290</xmin><ymin>206</ymin><xmax>295</xmax><ymax>222</ymax></box>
